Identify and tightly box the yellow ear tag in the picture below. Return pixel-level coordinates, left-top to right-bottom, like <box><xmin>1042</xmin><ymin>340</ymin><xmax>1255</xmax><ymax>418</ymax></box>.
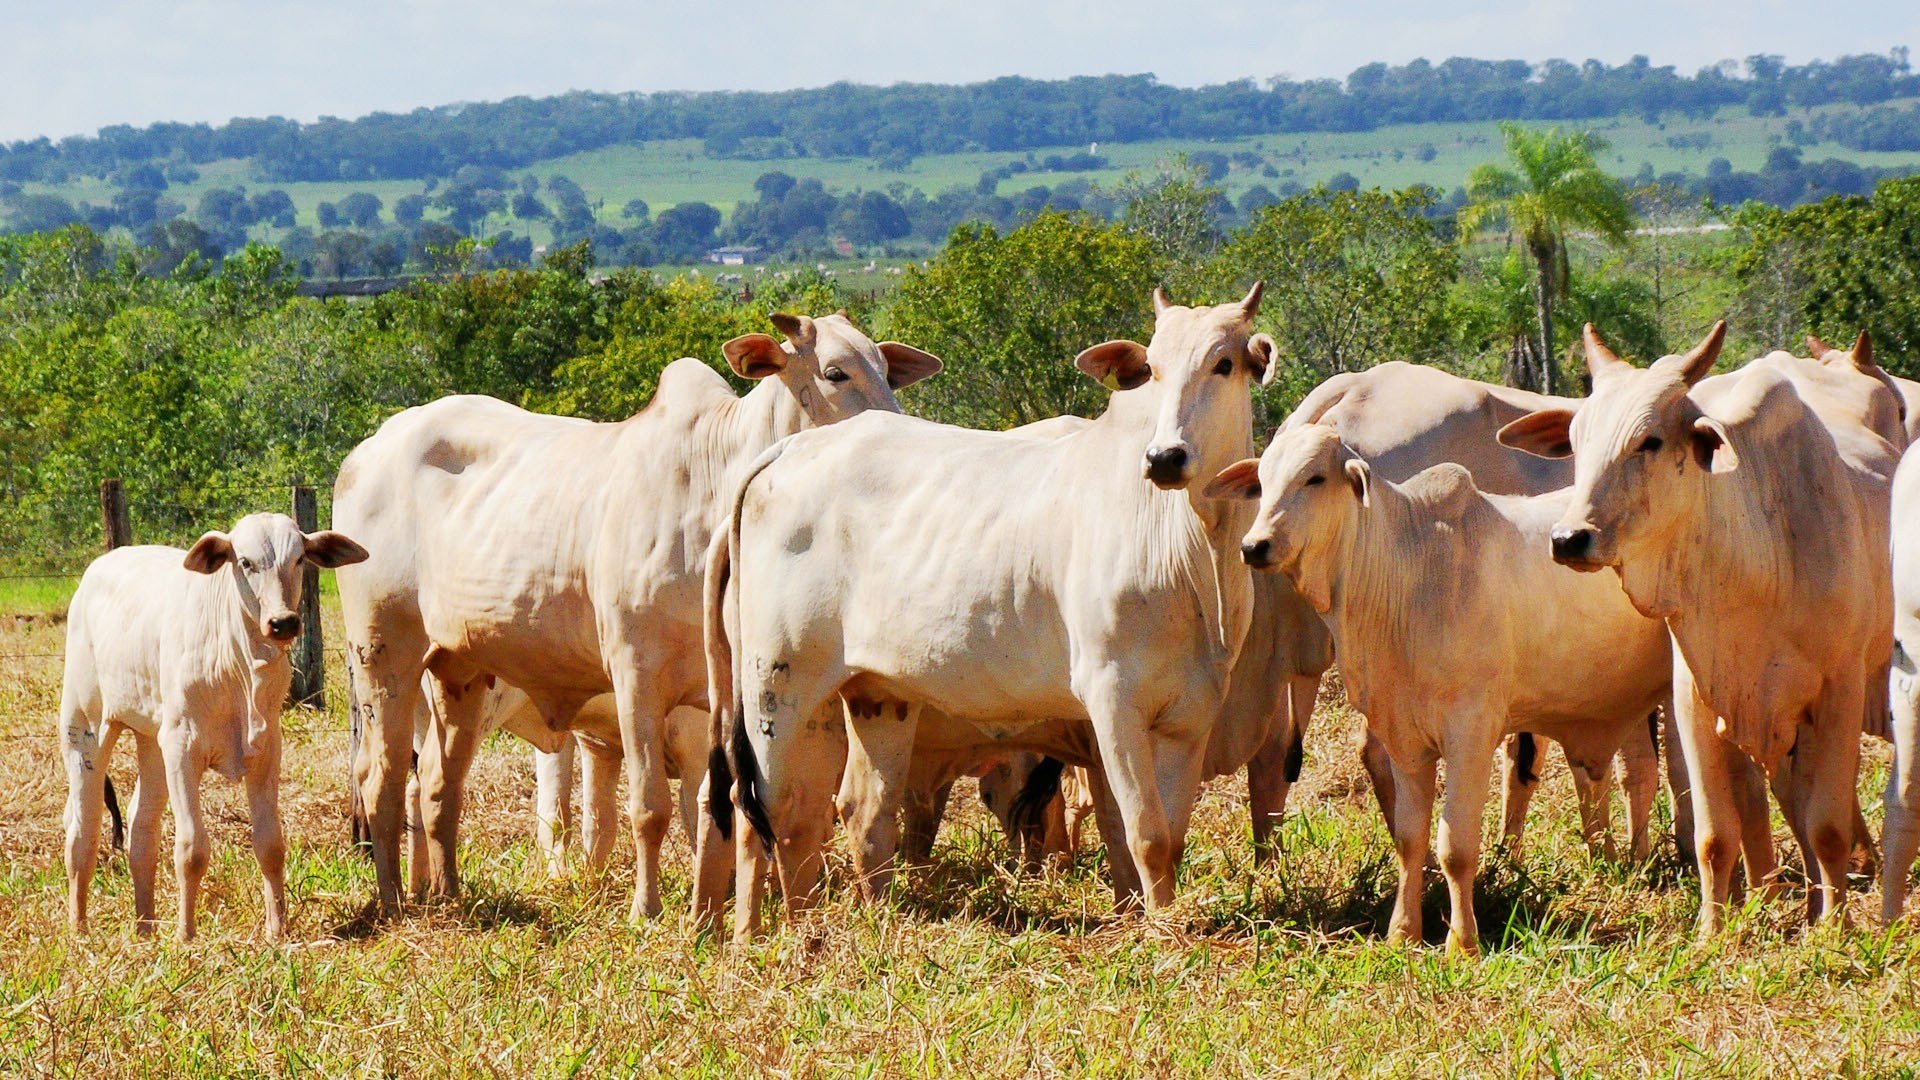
<box><xmin>1100</xmin><ymin>372</ymin><xmax>1123</xmax><ymax>392</ymax></box>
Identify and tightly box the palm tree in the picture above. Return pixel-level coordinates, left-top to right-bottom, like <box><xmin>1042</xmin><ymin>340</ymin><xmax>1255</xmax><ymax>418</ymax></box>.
<box><xmin>1460</xmin><ymin>124</ymin><xmax>1633</xmax><ymax>394</ymax></box>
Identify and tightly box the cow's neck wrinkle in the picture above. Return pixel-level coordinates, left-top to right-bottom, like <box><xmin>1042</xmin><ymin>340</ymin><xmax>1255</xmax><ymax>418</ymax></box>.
<box><xmin>188</xmin><ymin>566</ymin><xmax>276</xmax><ymax>689</ymax></box>
<box><xmin>1325</xmin><ymin>485</ymin><xmax>1447</xmax><ymax>673</ymax></box>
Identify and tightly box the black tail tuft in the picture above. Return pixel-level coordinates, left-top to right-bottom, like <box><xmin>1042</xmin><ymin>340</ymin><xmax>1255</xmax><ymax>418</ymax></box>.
<box><xmin>706</xmin><ymin>745</ymin><xmax>735</xmax><ymax>841</ymax></box>
<box><xmin>1512</xmin><ymin>732</ymin><xmax>1539</xmax><ymax>786</ymax></box>
<box><xmin>1009</xmin><ymin>756</ymin><xmax>1066</xmax><ymax>837</ymax></box>
<box><xmin>1283</xmin><ymin>728</ymin><xmax>1305</xmax><ymax>784</ymax></box>
<box><xmin>730</xmin><ymin>716</ymin><xmax>774</xmax><ymax>854</ymax></box>
<box><xmin>103</xmin><ymin>776</ymin><xmax>125</xmax><ymax>852</ymax></box>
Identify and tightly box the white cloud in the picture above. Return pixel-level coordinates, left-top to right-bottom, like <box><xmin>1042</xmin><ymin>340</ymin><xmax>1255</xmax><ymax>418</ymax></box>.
<box><xmin>0</xmin><ymin>0</ymin><xmax>1913</xmax><ymax>142</ymax></box>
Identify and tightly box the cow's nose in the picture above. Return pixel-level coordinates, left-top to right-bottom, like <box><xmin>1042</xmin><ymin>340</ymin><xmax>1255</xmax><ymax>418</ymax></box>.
<box><xmin>267</xmin><ymin>614</ymin><xmax>301</xmax><ymax>640</ymax></box>
<box><xmin>1144</xmin><ymin>445</ymin><xmax>1189</xmax><ymax>485</ymax></box>
<box><xmin>1241</xmin><ymin>538</ymin><xmax>1274</xmax><ymax>567</ymax></box>
<box><xmin>1549</xmin><ymin>528</ymin><xmax>1594</xmax><ymax>563</ymax></box>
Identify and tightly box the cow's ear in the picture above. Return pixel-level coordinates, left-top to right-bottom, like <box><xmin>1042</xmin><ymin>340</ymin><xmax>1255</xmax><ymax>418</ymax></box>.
<box><xmin>183</xmin><ymin>532</ymin><xmax>234</xmax><ymax>574</ymax></box>
<box><xmin>1343</xmin><ymin>458</ymin><xmax>1372</xmax><ymax>507</ymax></box>
<box><xmin>1690</xmin><ymin>416</ymin><xmax>1739</xmax><ymax>473</ymax></box>
<box><xmin>1205</xmin><ymin>459</ymin><xmax>1262</xmax><ymax>500</ymax></box>
<box><xmin>878</xmin><ymin>342</ymin><xmax>943</xmax><ymax>390</ymax></box>
<box><xmin>1496</xmin><ymin>409</ymin><xmax>1576</xmax><ymax>458</ymax></box>
<box><xmin>1247</xmin><ymin>333</ymin><xmax>1277</xmax><ymax>386</ymax></box>
<box><xmin>303</xmin><ymin>531</ymin><xmax>370</xmax><ymax>569</ymax></box>
<box><xmin>723</xmin><ymin>334</ymin><xmax>788</xmax><ymax>379</ymax></box>
<box><xmin>1075</xmin><ymin>340</ymin><xmax>1151</xmax><ymax>391</ymax></box>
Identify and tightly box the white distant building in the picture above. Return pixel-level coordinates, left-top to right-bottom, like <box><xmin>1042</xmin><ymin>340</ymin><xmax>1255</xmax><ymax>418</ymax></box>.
<box><xmin>706</xmin><ymin>245</ymin><xmax>764</xmax><ymax>266</ymax></box>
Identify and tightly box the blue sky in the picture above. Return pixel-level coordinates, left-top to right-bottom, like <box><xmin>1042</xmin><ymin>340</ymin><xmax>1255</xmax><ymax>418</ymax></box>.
<box><xmin>0</xmin><ymin>0</ymin><xmax>1914</xmax><ymax>143</ymax></box>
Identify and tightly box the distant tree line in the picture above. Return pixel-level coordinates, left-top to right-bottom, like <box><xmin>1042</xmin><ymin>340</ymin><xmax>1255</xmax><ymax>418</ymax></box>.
<box><xmin>0</xmin><ymin>52</ymin><xmax>1912</xmax><ymax>184</ymax></box>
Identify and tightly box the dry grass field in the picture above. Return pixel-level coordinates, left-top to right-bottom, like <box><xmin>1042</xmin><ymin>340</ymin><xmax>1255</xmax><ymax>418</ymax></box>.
<box><xmin>3</xmin><ymin>595</ymin><xmax>1920</xmax><ymax>1076</ymax></box>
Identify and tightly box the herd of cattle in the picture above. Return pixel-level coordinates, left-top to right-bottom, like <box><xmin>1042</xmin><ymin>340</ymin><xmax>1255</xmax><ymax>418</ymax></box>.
<box><xmin>54</xmin><ymin>284</ymin><xmax>1920</xmax><ymax>954</ymax></box>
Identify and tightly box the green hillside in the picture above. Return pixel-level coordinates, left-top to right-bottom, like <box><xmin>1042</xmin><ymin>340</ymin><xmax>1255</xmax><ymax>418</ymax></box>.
<box><xmin>17</xmin><ymin>100</ymin><xmax>1920</xmax><ymax>249</ymax></box>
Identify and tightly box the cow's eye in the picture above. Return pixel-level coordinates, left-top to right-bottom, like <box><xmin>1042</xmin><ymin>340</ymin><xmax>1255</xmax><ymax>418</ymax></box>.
<box><xmin>1212</xmin><ymin>357</ymin><xmax>1234</xmax><ymax>376</ymax></box>
<box><xmin>237</xmin><ymin>557</ymin><xmax>255</xmax><ymax>572</ymax></box>
<box><xmin>823</xmin><ymin>366</ymin><xmax>850</xmax><ymax>384</ymax></box>
<box><xmin>1638</xmin><ymin>436</ymin><xmax>1664</xmax><ymax>454</ymax></box>
<box><xmin>1305</xmin><ymin>475</ymin><xmax>1325</xmax><ymax>487</ymax></box>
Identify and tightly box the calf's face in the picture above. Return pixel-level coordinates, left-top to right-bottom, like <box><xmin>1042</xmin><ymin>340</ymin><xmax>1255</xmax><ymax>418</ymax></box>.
<box><xmin>722</xmin><ymin>311</ymin><xmax>941</xmax><ymax>425</ymax></box>
<box><xmin>1208</xmin><ymin>425</ymin><xmax>1366</xmax><ymax>611</ymax></box>
<box><xmin>184</xmin><ymin>513</ymin><xmax>370</xmax><ymax>644</ymax></box>
<box><xmin>1075</xmin><ymin>283</ymin><xmax>1274</xmax><ymax>490</ymax></box>
<box><xmin>1497</xmin><ymin>321</ymin><xmax>1729</xmax><ymax>571</ymax></box>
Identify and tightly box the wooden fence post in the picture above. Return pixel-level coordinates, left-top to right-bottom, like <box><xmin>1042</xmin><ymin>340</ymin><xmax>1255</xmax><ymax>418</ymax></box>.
<box><xmin>99</xmin><ymin>479</ymin><xmax>131</xmax><ymax>551</ymax></box>
<box><xmin>290</xmin><ymin>484</ymin><xmax>326</xmax><ymax>708</ymax></box>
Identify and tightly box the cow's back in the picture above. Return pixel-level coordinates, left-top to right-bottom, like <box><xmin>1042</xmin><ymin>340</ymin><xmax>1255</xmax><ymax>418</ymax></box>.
<box><xmin>1286</xmin><ymin>361</ymin><xmax>1575</xmax><ymax>495</ymax></box>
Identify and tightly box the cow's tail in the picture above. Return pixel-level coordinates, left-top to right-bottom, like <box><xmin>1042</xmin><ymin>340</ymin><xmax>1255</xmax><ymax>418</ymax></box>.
<box><xmin>705</xmin><ymin>441</ymin><xmax>789</xmax><ymax>851</ymax></box>
<box><xmin>1511</xmin><ymin>731</ymin><xmax>1540</xmax><ymax>786</ymax></box>
<box><xmin>1009</xmin><ymin>756</ymin><xmax>1067</xmax><ymax>838</ymax></box>
<box><xmin>103</xmin><ymin>776</ymin><xmax>125</xmax><ymax>852</ymax></box>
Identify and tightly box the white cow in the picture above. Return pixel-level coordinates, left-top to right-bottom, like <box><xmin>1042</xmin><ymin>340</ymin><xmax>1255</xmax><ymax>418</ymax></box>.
<box><xmin>703</xmin><ymin>286</ymin><xmax>1269</xmax><ymax>938</ymax></box>
<box><xmin>334</xmin><ymin>312</ymin><xmax>940</xmax><ymax>921</ymax></box>
<box><xmin>1284</xmin><ymin>361</ymin><xmax>1658</xmax><ymax>862</ymax></box>
<box><xmin>61</xmin><ymin>514</ymin><xmax>368</xmax><ymax>941</ymax></box>
<box><xmin>1212</xmin><ymin>426</ymin><xmax>1672</xmax><ymax>953</ymax></box>
<box><xmin>1887</xmin><ymin>443</ymin><xmax>1920</xmax><ymax>923</ymax></box>
<box><xmin>1499</xmin><ymin>324</ymin><xmax>1897</xmax><ymax>932</ymax></box>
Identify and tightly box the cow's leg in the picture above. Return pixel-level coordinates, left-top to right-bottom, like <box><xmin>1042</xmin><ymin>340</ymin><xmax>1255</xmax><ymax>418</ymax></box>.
<box><xmin>533</xmin><ymin>737</ymin><xmax>577</xmax><ymax>879</ymax></box>
<box><xmin>1496</xmin><ymin>733</ymin><xmax>1540</xmax><ymax>859</ymax></box>
<box><xmin>127</xmin><ymin>733</ymin><xmax>168</xmax><ymax>937</ymax></box>
<box><xmin>1086</xmin><ymin>763</ymin><xmax>1144</xmax><ymax>907</ymax></box>
<box><xmin>1661</xmin><ymin>700</ymin><xmax>1696</xmax><ymax>873</ymax></box>
<box><xmin>244</xmin><ymin>734</ymin><xmax>289</xmax><ymax>942</ymax></box>
<box><xmin>160</xmin><ymin>726</ymin><xmax>209</xmax><ymax>943</ymax></box>
<box><xmin>1149</xmin><ymin>710</ymin><xmax>1212</xmax><ymax>895</ymax></box>
<box><xmin>689</xmin><ymin>765</ymin><xmax>734</xmax><ymax>934</ymax></box>
<box><xmin>1361</xmin><ymin>730</ymin><xmax>1398</xmax><ymax>835</ymax></box>
<box><xmin>1385</xmin><ymin>747</ymin><xmax>1438</xmax><ymax>947</ymax></box>
<box><xmin>1247</xmin><ymin>727</ymin><xmax>1297</xmax><ymax>867</ymax></box>
<box><xmin>1620</xmin><ymin>713</ymin><xmax>1660</xmax><ymax>863</ymax></box>
<box><xmin>349</xmin><ymin>645</ymin><xmax>426</xmax><ymax>920</ymax></box>
<box><xmin>60</xmin><ymin>706</ymin><xmax>113</xmax><ymax>936</ymax></box>
<box><xmin>899</xmin><ymin>778</ymin><xmax>952</xmax><ymax>868</ymax></box>
<box><xmin>1085</xmin><ymin>687</ymin><xmax>1179</xmax><ymax>911</ymax></box>
<box><xmin>1736</xmin><ymin>756</ymin><xmax>1779</xmax><ymax>899</ymax></box>
<box><xmin>1672</xmin><ymin>675</ymin><xmax>1744</xmax><ymax>936</ymax></box>
<box><xmin>730</xmin><ymin>805</ymin><xmax>770</xmax><ymax>943</ymax></box>
<box><xmin>1883</xmin><ymin>659</ymin><xmax>1920</xmax><ymax>924</ymax></box>
<box><xmin>419</xmin><ymin>672</ymin><xmax>487</xmax><ymax>901</ymax></box>
<box><xmin>579</xmin><ymin>736</ymin><xmax>623</xmax><ymax>874</ymax></box>
<box><xmin>1796</xmin><ymin>681</ymin><xmax>1864</xmax><ymax>926</ymax></box>
<box><xmin>1061</xmin><ymin>769</ymin><xmax>1094</xmax><ymax>861</ymax></box>
<box><xmin>1438</xmin><ymin>725</ymin><xmax>1497</xmax><ymax>956</ymax></box>
<box><xmin>405</xmin><ymin>755</ymin><xmax>428</xmax><ymax>901</ymax></box>
<box><xmin>1566</xmin><ymin>748</ymin><xmax>1620</xmax><ymax>863</ymax></box>
<box><xmin>842</xmin><ymin>700</ymin><xmax>920</xmax><ymax>901</ymax></box>
<box><xmin>609</xmin><ymin>664</ymin><xmax>676</xmax><ymax>922</ymax></box>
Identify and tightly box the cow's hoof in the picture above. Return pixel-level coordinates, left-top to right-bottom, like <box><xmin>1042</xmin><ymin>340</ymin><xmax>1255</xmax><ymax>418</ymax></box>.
<box><xmin>1446</xmin><ymin>933</ymin><xmax>1480</xmax><ymax>958</ymax></box>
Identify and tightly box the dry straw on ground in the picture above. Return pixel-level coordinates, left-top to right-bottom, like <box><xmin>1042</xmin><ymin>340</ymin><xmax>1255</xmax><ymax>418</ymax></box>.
<box><xmin>2</xmin><ymin>602</ymin><xmax>1918</xmax><ymax>1076</ymax></box>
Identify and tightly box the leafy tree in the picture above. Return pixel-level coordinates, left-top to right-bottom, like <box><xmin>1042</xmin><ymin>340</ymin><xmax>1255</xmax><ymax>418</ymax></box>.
<box><xmin>1460</xmin><ymin>123</ymin><xmax>1633</xmax><ymax>393</ymax></box>
<box><xmin>883</xmin><ymin>212</ymin><xmax>1158</xmax><ymax>428</ymax></box>
<box><xmin>316</xmin><ymin>201</ymin><xmax>341</xmax><ymax>228</ymax></box>
<box><xmin>1113</xmin><ymin>156</ymin><xmax>1225</xmax><ymax>298</ymax></box>
<box><xmin>652</xmin><ymin>202</ymin><xmax>722</xmax><ymax>261</ymax></box>
<box><xmin>393</xmin><ymin>193</ymin><xmax>427</xmax><ymax>225</ymax></box>
<box><xmin>1731</xmin><ymin>175</ymin><xmax>1920</xmax><ymax>371</ymax></box>
<box><xmin>1211</xmin><ymin>187</ymin><xmax>1458</xmax><ymax>416</ymax></box>
<box><xmin>339</xmin><ymin>192</ymin><xmax>383</xmax><ymax>229</ymax></box>
<box><xmin>620</xmin><ymin>198</ymin><xmax>651</xmax><ymax>223</ymax></box>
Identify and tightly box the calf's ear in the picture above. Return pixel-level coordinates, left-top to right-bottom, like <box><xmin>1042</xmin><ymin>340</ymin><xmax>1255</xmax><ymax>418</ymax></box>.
<box><xmin>183</xmin><ymin>532</ymin><xmax>234</xmax><ymax>574</ymax></box>
<box><xmin>723</xmin><ymin>334</ymin><xmax>789</xmax><ymax>379</ymax></box>
<box><xmin>1204</xmin><ymin>459</ymin><xmax>1262</xmax><ymax>500</ymax></box>
<box><xmin>1690</xmin><ymin>416</ymin><xmax>1739</xmax><ymax>473</ymax></box>
<box><xmin>1074</xmin><ymin>340</ymin><xmax>1150</xmax><ymax>391</ymax></box>
<box><xmin>1496</xmin><ymin>408</ymin><xmax>1576</xmax><ymax>458</ymax></box>
<box><xmin>878</xmin><ymin>342</ymin><xmax>943</xmax><ymax>389</ymax></box>
<box><xmin>1247</xmin><ymin>333</ymin><xmax>1277</xmax><ymax>386</ymax></box>
<box><xmin>303</xmin><ymin>531</ymin><xmax>371</xmax><ymax>568</ymax></box>
<box><xmin>1343</xmin><ymin>458</ymin><xmax>1372</xmax><ymax>507</ymax></box>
